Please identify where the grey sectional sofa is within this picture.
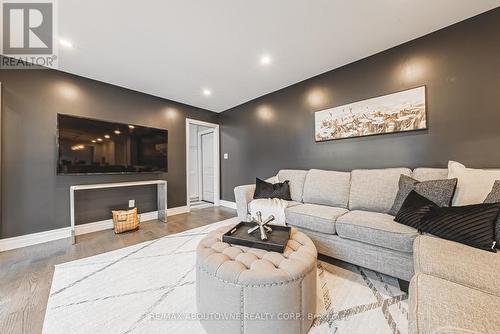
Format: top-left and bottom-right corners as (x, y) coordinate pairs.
(235, 167), (449, 281)
(235, 167), (500, 333)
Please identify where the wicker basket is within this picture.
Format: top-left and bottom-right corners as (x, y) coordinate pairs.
(112, 208), (140, 234)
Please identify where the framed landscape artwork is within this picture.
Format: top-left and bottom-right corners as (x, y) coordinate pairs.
(314, 86), (427, 142)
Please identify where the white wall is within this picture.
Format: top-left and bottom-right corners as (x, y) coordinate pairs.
(188, 124), (211, 201)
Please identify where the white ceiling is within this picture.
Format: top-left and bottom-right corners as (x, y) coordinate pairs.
(57, 0), (500, 112)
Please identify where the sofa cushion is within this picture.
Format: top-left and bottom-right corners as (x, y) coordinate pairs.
(409, 273), (500, 334)
(285, 204), (348, 235)
(411, 168), (448, 181)
(302, 169), (351, 208)
(388, 174), (457, 216)
(349, 168), (412, 213)
(265, 175), (279, 184)
(414, 235), (500, 296)
(336, 210), (418, 252)
(448, 160), (500, 205)
(277, 170), (308, 202)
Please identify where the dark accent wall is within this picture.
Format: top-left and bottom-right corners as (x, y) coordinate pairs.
(220, 8), (500, 202)
(0, 66), (218, 238)
(74, 185), (157, 225)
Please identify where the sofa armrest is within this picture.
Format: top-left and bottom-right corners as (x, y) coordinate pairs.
(234, 184), (255, 221)
(414, 235), (500, 297)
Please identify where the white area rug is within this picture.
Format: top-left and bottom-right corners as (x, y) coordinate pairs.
(43, 218), (408, 334)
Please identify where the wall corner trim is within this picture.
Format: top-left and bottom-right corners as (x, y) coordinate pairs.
(219, 200), (237, 209)
(0, 205), (190, 252)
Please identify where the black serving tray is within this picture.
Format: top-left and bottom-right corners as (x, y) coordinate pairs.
(222, 222), (291, 253)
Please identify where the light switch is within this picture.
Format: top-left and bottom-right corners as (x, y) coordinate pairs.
(224, 153), (229, 160)
(129, 199), (135, 208)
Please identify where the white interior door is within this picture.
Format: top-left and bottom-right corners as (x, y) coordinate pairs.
(186, 118), (220, 210)
(200, 130), (215, 203)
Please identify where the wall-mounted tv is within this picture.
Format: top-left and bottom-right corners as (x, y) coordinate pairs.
(57, 114), (168, 174)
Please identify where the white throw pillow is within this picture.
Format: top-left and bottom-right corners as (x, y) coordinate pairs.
(448, 161), (500, 205)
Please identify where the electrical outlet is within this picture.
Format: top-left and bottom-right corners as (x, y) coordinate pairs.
(128, 199), (135, 208)
(224, 153), (229, 160)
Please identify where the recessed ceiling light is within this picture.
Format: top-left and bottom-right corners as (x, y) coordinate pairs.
(202, 89), (212, 96)
(104, 134), (110, 139)
(260, 55), (272, 65)
(114, 130), (121, 135)
(91, 140), (96, 143)
(97, 138), (103, 142)
(59, 39), (73, 48)
(128, 125), (135, 129)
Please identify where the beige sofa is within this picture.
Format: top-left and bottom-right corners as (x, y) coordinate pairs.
(235, 167), (449, 281)
(235, 167), (500, 333)
(410, 235), (500, 334)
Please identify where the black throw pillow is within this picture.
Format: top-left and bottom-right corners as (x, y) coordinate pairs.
(253, 178), (292, 200)
(483, 180), (500, 249)
(420, 203), (500, 252)
(394, 190), (438, 229)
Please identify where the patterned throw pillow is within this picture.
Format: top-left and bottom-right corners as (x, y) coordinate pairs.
(420, 203), (499, 252)
(394, 190), (438, 229)
(388, 175), (457, 216)
(253, 178), (292, 200)
(483, 180), (500, 249)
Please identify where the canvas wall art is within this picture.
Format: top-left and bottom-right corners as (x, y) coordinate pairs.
(315, 86), (427, 141)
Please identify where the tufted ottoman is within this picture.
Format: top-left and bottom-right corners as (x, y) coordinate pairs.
(196, 225), (317, 334)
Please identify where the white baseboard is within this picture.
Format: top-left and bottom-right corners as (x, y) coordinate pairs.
(75, 219), (114, 236)
(219, 200), (237, 209)
(0, 227), (72, 252)
(0, 205), (191, 252)
(74, 207), (189, 236)
(142, 211), (159, 221)
(167, 205), (190, 216)
(74, 210), (160, 236)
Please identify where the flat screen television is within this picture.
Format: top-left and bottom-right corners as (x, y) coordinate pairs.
(57, 114), (168, 174)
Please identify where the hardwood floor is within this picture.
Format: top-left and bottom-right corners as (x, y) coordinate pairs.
(0, 206), (236, 334)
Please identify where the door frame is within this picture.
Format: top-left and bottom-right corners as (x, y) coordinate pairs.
(0, 82), (2, 229)
(185, 118), (220, 212)
(197, 128), (215, 203)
